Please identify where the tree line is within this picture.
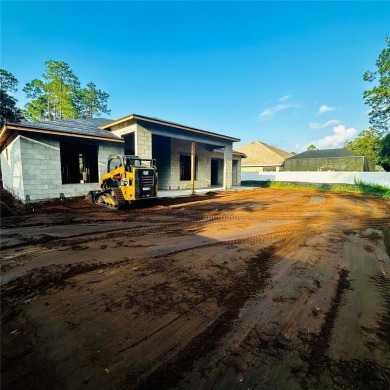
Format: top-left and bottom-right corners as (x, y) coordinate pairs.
(344, 37), (389, 171)
(0, 60), (110, 126)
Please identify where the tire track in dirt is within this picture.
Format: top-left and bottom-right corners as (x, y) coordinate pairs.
(1, 258), (137, 307)
(369, 273), (390, 349)
(134, 246), (278, 390)
(303, 268), (351, 383)
(1, 219), (314, 286)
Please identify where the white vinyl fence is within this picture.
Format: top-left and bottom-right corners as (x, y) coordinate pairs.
(241, 171), (390, 188)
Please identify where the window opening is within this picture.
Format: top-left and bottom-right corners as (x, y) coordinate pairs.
(180, 155), (198, 181)
(60, 143), (98, 184)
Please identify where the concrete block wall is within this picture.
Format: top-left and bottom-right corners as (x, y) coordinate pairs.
(216, 159), (224, 186)
(136, 124), (152, 159)
(20, 135), (63, 201)
(233, 158), (242, 185)
(168, 139), (212, 190)
(1, 136), (25, 200)
(48, 142), (123, 201)
(98, 143), (124, 178)
(3, 134), (124, 202)
(111, 123), (152, 159)
(224, 144), (233, 189)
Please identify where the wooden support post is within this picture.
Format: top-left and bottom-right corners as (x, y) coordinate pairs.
(191, 141), (195, 194)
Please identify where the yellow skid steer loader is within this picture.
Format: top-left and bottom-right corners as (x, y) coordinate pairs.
(91, 155), (158, 209)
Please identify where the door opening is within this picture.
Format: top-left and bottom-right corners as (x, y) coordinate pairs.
(211, 159), (219, 186)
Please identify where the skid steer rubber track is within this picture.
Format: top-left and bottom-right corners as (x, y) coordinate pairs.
(112, 188), (127, 210)
(94, 188), (128, 210)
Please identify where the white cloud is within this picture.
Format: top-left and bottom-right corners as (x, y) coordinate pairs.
(302, 125), (357, 151)
(316, 105), (335, 115)
(278, 95), (290, 102)
(309, 119), (341, 129)
(259, 103), (300, 120)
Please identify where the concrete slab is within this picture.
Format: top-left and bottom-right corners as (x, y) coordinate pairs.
(157, 186), (255, 198)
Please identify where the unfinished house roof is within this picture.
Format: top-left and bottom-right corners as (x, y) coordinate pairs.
(0, 118), (124, 149)
(287, 148), (363, 159)
(102, 114), (240, 142)
(235, 140), (293, 166)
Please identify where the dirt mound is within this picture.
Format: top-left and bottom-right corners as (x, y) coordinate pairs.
(0, 189), (25, 216)
(0, 188), (97, 217)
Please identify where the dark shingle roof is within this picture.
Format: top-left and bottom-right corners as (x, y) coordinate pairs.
(8, 118), (122, 141)
(288, 148), (362, 160)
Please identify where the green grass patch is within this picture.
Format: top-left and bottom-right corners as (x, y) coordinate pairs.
(354, 180), (390, 198)
(241, 180), (390, 198)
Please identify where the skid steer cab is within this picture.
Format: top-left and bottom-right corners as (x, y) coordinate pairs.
(92, 155), (158, 210)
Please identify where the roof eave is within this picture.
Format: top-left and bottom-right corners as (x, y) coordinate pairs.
(212, 149), (247, 158)
(102, 114), (240, 143)
(100, 114), (136, 129)
(0, 123), (124, 151)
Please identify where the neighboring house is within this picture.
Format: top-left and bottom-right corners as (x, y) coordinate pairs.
(0, 114), (244, 202)
(283, 148), (375, 172)
(235, 140), (293, 172)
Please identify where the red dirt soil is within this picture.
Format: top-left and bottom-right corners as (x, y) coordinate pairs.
(1, 188), (390, 389)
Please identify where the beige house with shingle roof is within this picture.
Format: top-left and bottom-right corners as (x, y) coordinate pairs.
(235, 140), (293, 172)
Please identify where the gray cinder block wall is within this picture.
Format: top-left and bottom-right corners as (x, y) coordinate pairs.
(135, 124), (153, 159)
(233, 159), (242, 185)
(168, 139), (212, 190)
(223, 144), (233, 189)
(112, 123), (152, 159)
(1, 136), (25, 200)
(1, 134), (124, 202)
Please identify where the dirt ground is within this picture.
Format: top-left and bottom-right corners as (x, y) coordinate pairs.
(1, 188), (390, 389)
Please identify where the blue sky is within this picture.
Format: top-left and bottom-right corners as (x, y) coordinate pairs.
(1, 1), (389, 152)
